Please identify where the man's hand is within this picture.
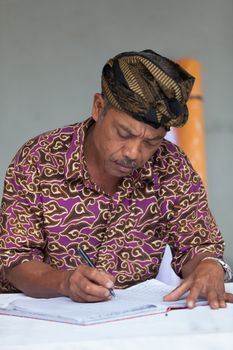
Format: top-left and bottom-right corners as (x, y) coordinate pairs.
(163, 259), (233, 309)
(5, 261), (115, 302)
(61, 265), (115, 302)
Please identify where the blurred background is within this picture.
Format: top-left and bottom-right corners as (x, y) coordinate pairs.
(0, 0), (232, 268)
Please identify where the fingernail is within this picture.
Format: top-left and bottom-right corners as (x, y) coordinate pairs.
(187, 301), (194, 308)
(106, 281), (114, 288)
(104, 290), (110, 297)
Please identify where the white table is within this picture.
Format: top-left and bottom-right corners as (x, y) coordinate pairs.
(1, 283), (233, 350)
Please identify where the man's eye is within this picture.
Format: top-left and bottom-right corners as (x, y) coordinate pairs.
(118, 131), (130, 139)
(145, 140), (160, 147)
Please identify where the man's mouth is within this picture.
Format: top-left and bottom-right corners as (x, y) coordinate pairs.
(115, 161), (136, 173)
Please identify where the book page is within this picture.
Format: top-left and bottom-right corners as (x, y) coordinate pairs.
(0, 293), (32, 308)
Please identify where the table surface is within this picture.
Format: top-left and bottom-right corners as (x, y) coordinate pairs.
(1, 283), (233, 350)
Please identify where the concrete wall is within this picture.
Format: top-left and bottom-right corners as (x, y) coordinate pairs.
(0, 0), (232, 266)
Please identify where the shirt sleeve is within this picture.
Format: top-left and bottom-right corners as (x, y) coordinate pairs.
(0, 146), (45, 270)
(165, 151), (225, 278)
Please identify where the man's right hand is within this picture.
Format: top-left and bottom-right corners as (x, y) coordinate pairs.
(5, 261), (115, 302)
(61, 265), (115, 302)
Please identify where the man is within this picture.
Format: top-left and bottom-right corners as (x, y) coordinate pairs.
(0, 50), (232, 308)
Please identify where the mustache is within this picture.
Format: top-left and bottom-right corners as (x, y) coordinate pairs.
(115, 158), (138, 169)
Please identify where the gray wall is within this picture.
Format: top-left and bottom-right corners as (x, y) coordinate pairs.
(0, 0), (233, 266)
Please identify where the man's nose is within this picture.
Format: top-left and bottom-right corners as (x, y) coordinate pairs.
(123, 140), (141, 161)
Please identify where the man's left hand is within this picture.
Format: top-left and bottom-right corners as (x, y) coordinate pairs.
(163, 259), (233, 309)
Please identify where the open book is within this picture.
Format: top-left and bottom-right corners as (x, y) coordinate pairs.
(0, 279), (207, 325)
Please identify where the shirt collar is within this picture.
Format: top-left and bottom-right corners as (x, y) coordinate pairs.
(64, 117), (94, 182)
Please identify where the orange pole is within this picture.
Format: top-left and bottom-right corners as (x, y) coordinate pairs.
(176, 59), (207, 188)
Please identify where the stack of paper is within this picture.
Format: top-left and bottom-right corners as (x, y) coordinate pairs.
(0, 279), (207, 325)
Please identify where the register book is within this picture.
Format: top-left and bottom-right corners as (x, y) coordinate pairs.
(0, 279), (207, 325)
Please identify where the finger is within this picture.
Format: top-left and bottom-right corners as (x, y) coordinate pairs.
(74, 275), (112, 299)
(69, 280), (111, 302)
(80, 265), (114, 289)
(216, 287), (226, 308)
(99, 269), (116, 284)
(72, 287), (112, 303)
(224, 292), (233, 303)
(207, 290), (220, 309)
(80, 276), (111, 297)
(163, 280), (191, 302)
(186, 284), (203, 309)
(68, 268), (113, 301)
(218, 295), (227, 308)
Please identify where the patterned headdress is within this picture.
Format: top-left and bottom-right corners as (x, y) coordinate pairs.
(101, 49), (195, 130)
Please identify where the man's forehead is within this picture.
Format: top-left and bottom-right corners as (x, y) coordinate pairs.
(110, 110), (166, 139)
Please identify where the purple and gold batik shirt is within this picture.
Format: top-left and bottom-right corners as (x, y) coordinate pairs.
(0, 118), (224, 292)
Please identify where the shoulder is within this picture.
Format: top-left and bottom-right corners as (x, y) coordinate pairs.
(11, 122), (80, 168)
(152, 139), (199, 184)
(156, 139), (187, 160)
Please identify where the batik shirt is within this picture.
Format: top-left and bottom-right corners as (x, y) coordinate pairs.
(0, 118), (224, 292)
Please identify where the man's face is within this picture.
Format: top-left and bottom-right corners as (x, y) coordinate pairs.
(91, 94), (166, 178)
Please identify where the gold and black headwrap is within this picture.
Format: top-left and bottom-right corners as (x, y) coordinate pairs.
(101, 50), (195, 130)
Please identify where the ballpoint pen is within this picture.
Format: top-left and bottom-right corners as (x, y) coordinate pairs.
(77, 245), (116, 297)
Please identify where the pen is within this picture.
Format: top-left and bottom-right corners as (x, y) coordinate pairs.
(77, 245), (116, 298)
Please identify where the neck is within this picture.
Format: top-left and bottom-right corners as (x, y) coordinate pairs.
(84, 125), (120, 195)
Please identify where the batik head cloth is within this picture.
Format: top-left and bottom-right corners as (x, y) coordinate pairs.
(101, 49), (195, 130)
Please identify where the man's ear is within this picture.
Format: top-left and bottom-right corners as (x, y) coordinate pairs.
(91, 93), (105, 122)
